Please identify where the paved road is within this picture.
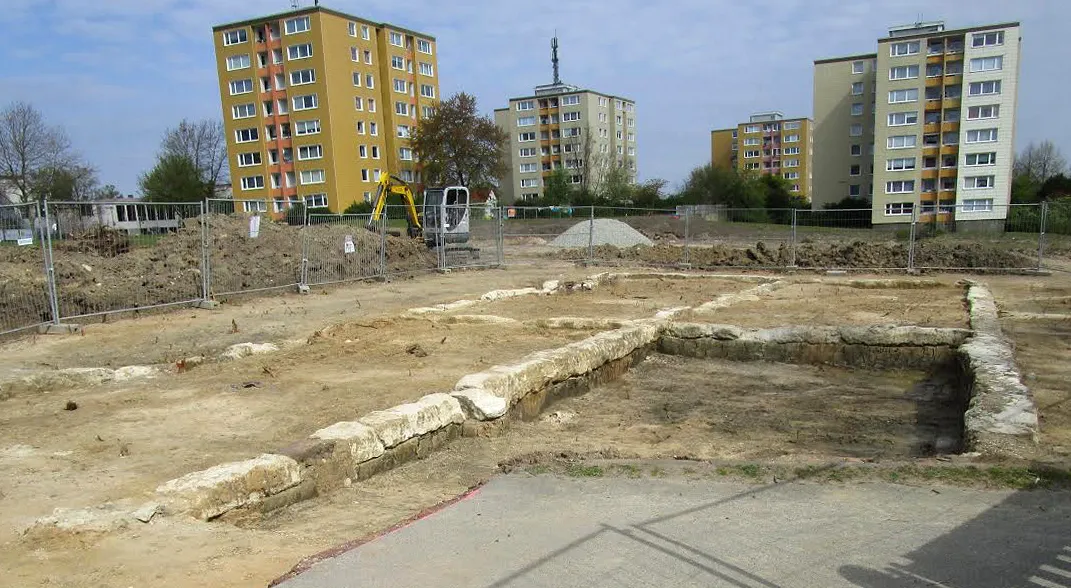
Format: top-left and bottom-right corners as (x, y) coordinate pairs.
(278, 473), (1071, 588)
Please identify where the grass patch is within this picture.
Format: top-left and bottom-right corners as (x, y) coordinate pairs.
(613, 464), (642, 478)
(564, 464), (604, 478)
(525, 465), (550, 476)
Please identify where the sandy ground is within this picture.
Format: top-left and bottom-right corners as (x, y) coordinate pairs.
(0, 265), (1067, 588)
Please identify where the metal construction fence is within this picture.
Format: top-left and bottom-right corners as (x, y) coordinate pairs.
(0, 198), (1061, 339)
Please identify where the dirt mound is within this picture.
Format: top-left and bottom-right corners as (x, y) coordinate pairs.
(0, 214), (438, 332)
(558, 239), (1037, 270)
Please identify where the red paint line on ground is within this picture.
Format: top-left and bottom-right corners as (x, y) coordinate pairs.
(268, 481), (487, 587)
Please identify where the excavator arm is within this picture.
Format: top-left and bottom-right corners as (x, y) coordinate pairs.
(367, 174), (422, 237)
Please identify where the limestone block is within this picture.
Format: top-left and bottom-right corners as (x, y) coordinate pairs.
(961, 334), (1039, 443)
(664, 323), (744, 340)
(359, 393), (465, 448)
(966, 285), (1003, 335)
(28, 503), (134, 534)
(530, 317), (632, 330)
(113, 365), (161, 381)
(481, 288), (543, 301)
(220, 342), (279, 360)
(741, 326), (840, 345)
(311, 421), (386, 463)
(541, 280), (561, 292)
(155, 454), (301, 520)
(441, 314), (520, 326)
(451, 388), (509, 420)
(838, 325), (969, 347)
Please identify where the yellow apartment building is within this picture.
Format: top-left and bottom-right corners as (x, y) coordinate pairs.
(212, 6), (440, 214)
(711, 112), (814, 201)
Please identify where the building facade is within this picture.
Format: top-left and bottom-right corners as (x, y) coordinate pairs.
(814, 21), (1021, 226)
(495, 83), (637, 203)
(212, 6), (439, 214)
(710, 112), (814, 200)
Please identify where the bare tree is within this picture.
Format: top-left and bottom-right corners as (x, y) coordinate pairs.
(1014, 141), (1068, 185)
(560, 124), (610, 196)
(0, 101), (73, 203)
(161, 119), (229, 191)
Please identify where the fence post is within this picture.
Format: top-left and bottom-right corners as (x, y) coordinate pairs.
(682, 207), (691, 266)
(789, 208), (798, 268)
(199, 200), (210, 302)
(378, 210), (387, 278)
(907, 207), (918, 272)
(587, 205), (595, 265)
(1037, 201), (1048, 272)
(497, 206), (505, 267)
(41, 200), (61, 325)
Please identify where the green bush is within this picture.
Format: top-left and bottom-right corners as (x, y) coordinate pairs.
(343, 201), (374, 215)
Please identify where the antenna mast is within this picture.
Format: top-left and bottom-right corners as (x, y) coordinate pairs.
(551, 34), (560, 85)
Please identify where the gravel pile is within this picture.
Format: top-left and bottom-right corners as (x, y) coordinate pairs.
(549, 218), (654, 248)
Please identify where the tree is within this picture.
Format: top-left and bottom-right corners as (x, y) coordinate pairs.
(30, 164), (99, 202)
(161, 119), (229, 189)
(1014, 141), (1068, 186)
(94, 184), (122, 200)
(139, 154), (211, 202)
(759, 174), (804, 223)
(1039, 174), (1071, 200)
(678, 165), (764, 209)
(630, 179), (668, 209)
(1011, 172), (1040, 204)
(542, 168), (573, 205)
(410, 93), (508, 187)
(0, 101), (74, 203)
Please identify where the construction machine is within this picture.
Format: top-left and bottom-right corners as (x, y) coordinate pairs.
(366, 174), (478, 258)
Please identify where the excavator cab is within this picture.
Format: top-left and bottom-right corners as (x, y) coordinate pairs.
(422, 186), (471, 247)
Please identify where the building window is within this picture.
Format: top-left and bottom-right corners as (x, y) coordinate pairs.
(784, 134), (800, 143)
(305, 194), (328, 208)
(964, 175), (996, 189)
(969, 56), (1004, 73)
(290, 68), (315, 85)
(520, 178), (539, 188)
(968, 80), (1002, 96)
(784, 172), (800, 180)
(784, 159), (800, 168)
(397, 124), (411, 138)
(887, 111), (918, 126)
(394, 102), (409, 116)
(517, 116), (536, 127)
(361, 169), (369, 182)
(226, 54), (250, 71)
(966, 128), (998, 143)
(389, 32), (404, 47)
(295, 120), (320, 136)
(849, 184), (861, 197)
(420, 84), (435, 98)
(850, 144), (862, 156)
(972, 31), (1004, 48)
(419, 62), (434, 76)
(516, 101), (534, 111)
(242, 200), (267, 213)
(849, 124), (863, 137)
(886, 157), (917, 171)
(359, 145), (367, 158)
(885, 202), (913, 216)
(370, 122), (378, 135)
(300, 169), (326, 185)
(287, 43), (313, 60)
(744, 124), (760, 133)
(888, 88), (919, 104)
(237, 152), (261, 167)
(366, 74), (374, 89)
(223, 29), (248, 46)
(364, 50), (372, 64)
(235, 128), (259, 143)
(851, 82), (864, 96)
(890, 41), (921, 56)
(965, 152), (997, 166)
(742, 138), (760, 146)
(519, 147), (538, 157)
(852, 60), (865, 74)
(887, 135), (917, 149)
(228, 79), (253, 95)
(889, 65), (920, 80)
(284, 16), (310, 35)
(392, 78), (407, 93)
(561, 95), (580, 106)
(518, 132), (536, 142)
(849, 164), (861, 176)
(240, 176), (264, 190)
(271, 48), (283, 64)
(361, 25), (371, 40)
(390, 55), (404, 70)
(885, 180), (915, 194)
(967, 105), (1000, 120)
(519, 163), (538, 173)
(851, 103), (864, 116)
(743, 150), (760, 158)
(963, 198), (994, 212)
(399, 147), (413, 161)
(292, 94), (318, 111)
(297, 145), (323, 160)
(231, 103), (256, 119)
(348, 22), (357, 37)
(371, 146), (379, 159)
(350, 47), (359, 62)
(561, 111), (580, 122)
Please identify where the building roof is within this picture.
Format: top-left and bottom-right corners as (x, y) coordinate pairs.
(506, 88), (635, 104)
(877, 21), (1019, 43)
(813, 52), (878, 65)
(212, 5), (435, 41)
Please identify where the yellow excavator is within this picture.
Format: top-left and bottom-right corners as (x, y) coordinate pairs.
(366, 173), (475, 250)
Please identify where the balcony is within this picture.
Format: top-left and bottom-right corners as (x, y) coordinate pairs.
(921, 169), (939, 180)
(924, 123), (941, 134)
(940, 144), (959, 157)
(941, 121), (960, 134)
(942, 97), (961, 109)
(943, 74), (963, 86)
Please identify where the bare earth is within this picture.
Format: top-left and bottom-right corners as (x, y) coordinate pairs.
(0, 265), (1068, 588)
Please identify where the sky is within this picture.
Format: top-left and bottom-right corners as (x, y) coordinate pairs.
(1, 0), (1066, 195)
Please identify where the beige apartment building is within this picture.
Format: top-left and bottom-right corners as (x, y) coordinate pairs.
(212, 6), (439, 214)
(814, 21), (1021, 226)
(711, 112), (814, 200)
(495, 83), (637, 203)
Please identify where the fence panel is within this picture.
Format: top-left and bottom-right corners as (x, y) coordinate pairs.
(46, 201), (204, 320)
(0, 202), (53, 336)
(304, 213), (383, 286)
(912, 203), (1043, 271)
(678, 207), (795, 269)
(205, 198), (301, 297)
(792, 207), (910, 270)
(501, 205), (593, 266)
(378, 204), (440, 276)
(437, 203), (501, 270)
(587, 206), (686, 268)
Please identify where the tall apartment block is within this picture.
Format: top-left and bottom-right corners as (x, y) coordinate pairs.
(814, 21), (1021, 227)
(494, 38), (636, 203)
(711, 112), (814, 200)
(212, 6), (439, 214)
